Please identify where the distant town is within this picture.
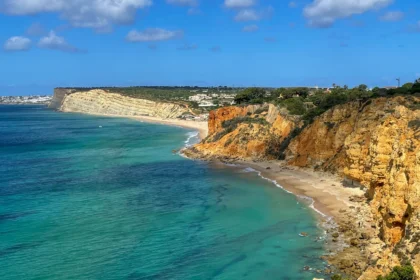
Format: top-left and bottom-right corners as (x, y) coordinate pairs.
(0, 95), (52, 105)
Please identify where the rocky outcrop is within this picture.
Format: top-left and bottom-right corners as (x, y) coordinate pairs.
(285, 96), (420, 278)
(53, 89), (188, 119)
(188, 96), (420, 278)
(185, 104), (302, 160)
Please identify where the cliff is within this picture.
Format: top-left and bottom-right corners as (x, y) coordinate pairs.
(184, 104), (302, 160)
(186, 96), (420, 278)
(286, 96), (420, 278)
(50, 89), (188, 119)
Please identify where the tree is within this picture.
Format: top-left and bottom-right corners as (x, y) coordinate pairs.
(412, 79), (420, 94)
(234, 87), (266, 104)
(402, 83), (413, 90)
(358, 84), (368, 91)
(376, 264), (416, 280)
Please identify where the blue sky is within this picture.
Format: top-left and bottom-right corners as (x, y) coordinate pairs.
(0, 0), (420, 95)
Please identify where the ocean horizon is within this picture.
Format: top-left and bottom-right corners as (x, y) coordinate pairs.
(1, 105), (327, 279)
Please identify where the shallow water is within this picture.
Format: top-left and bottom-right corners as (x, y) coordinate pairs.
(0, 105), (326, 280)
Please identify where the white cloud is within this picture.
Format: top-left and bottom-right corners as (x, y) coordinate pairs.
(380, 11), (404, 22)
(234, 6), (272, 22)
(289, 2), (297, 8)
(167, 0), (197, 6)
(3, 36), (31, 51)
(304, 0), (393, 28)
(38, 31), (80, 52)
(224, 0), (256, 9)
(235, 9), (259, 21)
(242, 24), (259, 32)
(1, 0), (152, 30)
(126, 28), (183, 42)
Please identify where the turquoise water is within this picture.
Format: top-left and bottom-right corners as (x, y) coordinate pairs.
(0, 105), (326, 280)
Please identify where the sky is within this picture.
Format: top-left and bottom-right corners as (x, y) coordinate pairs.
(0, 0), (420, 95)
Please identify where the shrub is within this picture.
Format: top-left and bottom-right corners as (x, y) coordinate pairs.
(278, 98), (306, 115)
(234, 88), (266, 104)
(376, 264), (416, 280)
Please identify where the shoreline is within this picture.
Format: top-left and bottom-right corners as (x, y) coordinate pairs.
(128, 115), (208, 140)
(58, 110), (209, 139)
(239, 160), (365, 221)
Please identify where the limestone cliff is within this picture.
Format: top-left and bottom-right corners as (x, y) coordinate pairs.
(51, 89), (188, 119)
(187, 96), (420, 278)
(286, 96), (420, 278)
(185, 104), (302, 160)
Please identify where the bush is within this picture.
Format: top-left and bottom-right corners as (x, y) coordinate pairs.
(234, 88), (266, 104)
(376, 264), (416, 280)
(278, 98), (306, 115)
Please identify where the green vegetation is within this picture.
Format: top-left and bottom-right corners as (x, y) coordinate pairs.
(234, 87), (266, 104)
(376, 264), (416, 280)
(233, 79), (420, 124)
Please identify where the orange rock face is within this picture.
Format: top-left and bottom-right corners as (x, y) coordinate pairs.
(208, 105), (260, 135)
(286, 96), (420, 277)
(188, 97), (420, 277)
(192, 104), (302, 160)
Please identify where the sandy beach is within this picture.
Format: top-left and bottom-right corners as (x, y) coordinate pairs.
(238, 160), (365, 222)
(129, 115), (208, 140)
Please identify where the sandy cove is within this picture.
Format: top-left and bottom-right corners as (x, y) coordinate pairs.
(128, 115), (208, 139)
(240, 160), (365, 220)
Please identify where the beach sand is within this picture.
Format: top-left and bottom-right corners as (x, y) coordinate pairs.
(234, 160), (365, 223)
(129, 115), (208, 140)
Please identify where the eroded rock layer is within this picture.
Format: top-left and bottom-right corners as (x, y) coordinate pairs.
(187, 96), (420, 278)
(185, 104), (302, 160)
(56, 89), (188, 119)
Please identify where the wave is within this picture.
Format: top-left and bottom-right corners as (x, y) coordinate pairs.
(184, 131), (199, 147)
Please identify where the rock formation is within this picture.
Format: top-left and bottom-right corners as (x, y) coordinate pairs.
(50, 89), (188, 119)
(187, 96), (420, 278)
(184, 104), (302, 160)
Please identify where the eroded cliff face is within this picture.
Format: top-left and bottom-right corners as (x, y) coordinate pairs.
(285, 96), (420, 278)
(185, 104), (302, 160)
(188, 96), (420, 278)
(56, 89), (188, 119)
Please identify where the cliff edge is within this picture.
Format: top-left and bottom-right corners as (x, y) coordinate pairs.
(49, 88), (188, 119)
(185, 96), (420, 278)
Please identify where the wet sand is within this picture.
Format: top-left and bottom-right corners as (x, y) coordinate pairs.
(234, 160), (365, 223)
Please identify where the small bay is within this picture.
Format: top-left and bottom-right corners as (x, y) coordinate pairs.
(0, 105), (326, 280)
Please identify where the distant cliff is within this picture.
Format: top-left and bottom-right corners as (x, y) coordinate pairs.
(50, 88), (188, 118)
(185, 96), (420, 278)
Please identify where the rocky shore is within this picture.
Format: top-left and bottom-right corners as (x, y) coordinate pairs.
(184, 95), (420, 279)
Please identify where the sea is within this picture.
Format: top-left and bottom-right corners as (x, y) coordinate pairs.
(0, 105), (327, 280)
